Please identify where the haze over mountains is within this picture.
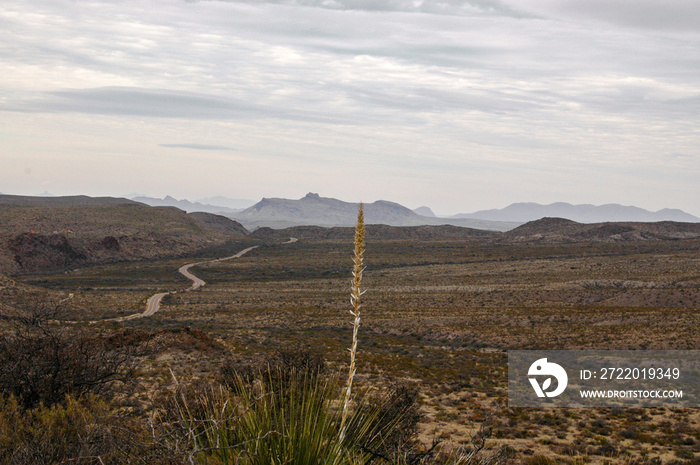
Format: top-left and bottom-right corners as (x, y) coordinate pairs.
(455, 202), (699, 224)
(229, 193), (518, 231)
(131, 195), (255, 214)
(129, 194), (699, 230)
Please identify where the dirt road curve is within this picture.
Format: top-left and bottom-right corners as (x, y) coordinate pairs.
(110, 244), (276, 322)
(178, 246), (261, 292)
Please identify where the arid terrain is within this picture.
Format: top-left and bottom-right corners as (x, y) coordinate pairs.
(2, 208), (699, 463)
(0, 195), (250, 275)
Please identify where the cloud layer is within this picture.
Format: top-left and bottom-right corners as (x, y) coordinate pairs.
(1, 0), (698, 214)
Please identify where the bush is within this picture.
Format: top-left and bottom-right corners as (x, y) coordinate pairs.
(364, 381), (423, 460)
(0, 393), (191, 465)
(219, 346), (326, 388)
(0, 303), (136, 409)
(523, 456), (556, 465)
(0, 394), (117, 464)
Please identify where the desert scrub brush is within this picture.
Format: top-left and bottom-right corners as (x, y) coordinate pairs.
(340, 203), (365, 439)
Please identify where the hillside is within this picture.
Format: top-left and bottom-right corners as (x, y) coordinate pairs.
(188, 212), (250, 236)
(502, 217), (700, 243)
(252, 224), (499, 241)
(252, 218), (700, 244)
(231, 193), (518, 231)
(0, 194), (140, 207)
(455, 202), (700, 223)
(0, 195), (250, 274)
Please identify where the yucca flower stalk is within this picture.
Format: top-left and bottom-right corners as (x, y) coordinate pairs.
(340, 203), (365, 439)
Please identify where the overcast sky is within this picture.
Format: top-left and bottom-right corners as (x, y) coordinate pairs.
(1, 0), (699, 215)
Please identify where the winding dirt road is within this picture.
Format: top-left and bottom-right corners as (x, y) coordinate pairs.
(111, 245), (266, 322)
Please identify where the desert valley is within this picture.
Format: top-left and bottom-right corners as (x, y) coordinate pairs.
(0, 193), (698, 464)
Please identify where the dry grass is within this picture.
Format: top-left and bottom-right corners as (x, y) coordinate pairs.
(5, 236), (700, 463)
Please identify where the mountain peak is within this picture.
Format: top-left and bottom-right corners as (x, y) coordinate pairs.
(413, 206), (436, 217)
(303, 192), (321, 200)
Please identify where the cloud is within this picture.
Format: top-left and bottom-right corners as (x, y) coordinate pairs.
(159, 143), (236, 150)
(200, 0), (529, 17)
(509, 0), (700, 32)
(2, 1), (698, 133)
(4, 86), (365, 124)
(34, 87), (257, 119)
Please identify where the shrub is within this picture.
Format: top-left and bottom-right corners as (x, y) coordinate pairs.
(0, 304), (136, 409)
(523, 456), (556, 465)
(0, 394), (117, 464)
(0, 393), (190, 465)
(219, 346), (326, 389)
(364, 381), (422, 459)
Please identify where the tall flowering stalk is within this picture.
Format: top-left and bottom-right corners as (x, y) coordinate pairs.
(340, 203), (365, 439)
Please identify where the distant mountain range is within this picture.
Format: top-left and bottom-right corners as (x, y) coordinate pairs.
(228, 193), (518, 231)
(196, 196), (257, 210)
(129, 195), (699, 231)
(131, 195), (255, 214)
(454, 202), (699, 224)
(2, 194), (699, 276)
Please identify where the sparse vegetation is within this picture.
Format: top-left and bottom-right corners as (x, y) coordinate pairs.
(1, 207), (699, 463)
(0, 300), (137, 410)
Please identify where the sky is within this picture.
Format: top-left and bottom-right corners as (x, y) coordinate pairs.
(1, 0), (699, 216)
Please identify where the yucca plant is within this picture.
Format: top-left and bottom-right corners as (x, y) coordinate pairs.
(232, 369), (391, 465)
(168, 369), (401, 465)
(341, 202), (365, 439)
(166, 382), (242, 464)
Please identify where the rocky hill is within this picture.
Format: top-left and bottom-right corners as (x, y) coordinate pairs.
(502, 218), (700, 243)
(455, 202), (700, 223)
(0, 195), (250, 274)
(188, 212), (250, 236)
(231, 193), (517, 231)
